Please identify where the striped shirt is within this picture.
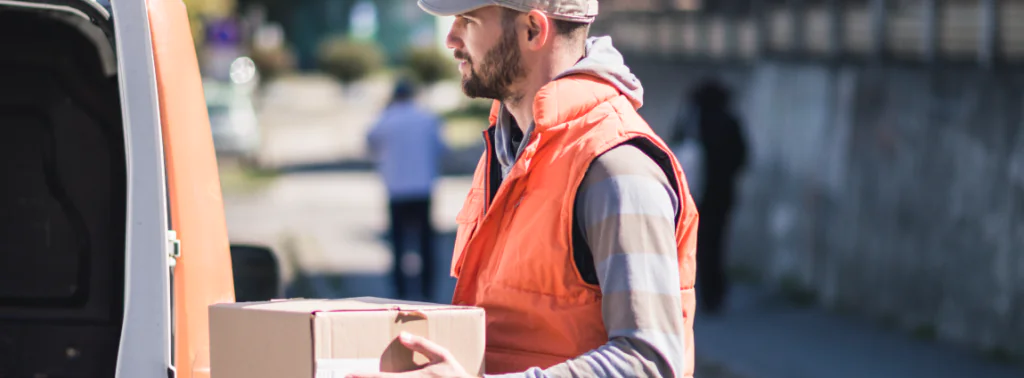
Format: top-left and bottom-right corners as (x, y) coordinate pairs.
(489, 140), (686, 378)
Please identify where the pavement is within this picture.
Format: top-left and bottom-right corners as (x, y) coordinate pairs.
(219, 73), (1024, 378)
(697, 285), (1024, 378)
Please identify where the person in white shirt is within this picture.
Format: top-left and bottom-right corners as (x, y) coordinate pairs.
(366, 78), (448, 301)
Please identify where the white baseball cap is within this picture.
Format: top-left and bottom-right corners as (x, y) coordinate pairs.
(418, 0), (599, 23)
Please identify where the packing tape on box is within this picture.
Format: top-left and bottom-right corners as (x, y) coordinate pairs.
(392, 309), (430, 339)
(315, 358), (380, 378)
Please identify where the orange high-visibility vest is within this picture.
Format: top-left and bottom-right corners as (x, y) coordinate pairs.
(450, 75), (699, 377)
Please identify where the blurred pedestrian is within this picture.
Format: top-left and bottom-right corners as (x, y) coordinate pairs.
(366, 78), (447, 301)
(674, 78), (749, 314)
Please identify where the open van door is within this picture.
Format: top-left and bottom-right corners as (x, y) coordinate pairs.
(1, 1), (244, 376)
(112, 0), (238, 375)
(0, 0), (172, 377)
(109, 0), (176, 376)
(146, 0), (237, 377)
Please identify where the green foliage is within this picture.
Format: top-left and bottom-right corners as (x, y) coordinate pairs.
(727, 264), (762, 284)
(316, 36), (385, 84)
(250, 45), (297, 82)
(911, 323), (937, 341)
(441, 99), (493, 121)
(779, 274), (817, 307)
(984, 346), (1019, 364)
(402, 46), (457, 85)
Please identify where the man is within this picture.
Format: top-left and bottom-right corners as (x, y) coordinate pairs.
(351, 1), (699, 377)
(675, 79), (748, 314)
(367, 78), (447, 301)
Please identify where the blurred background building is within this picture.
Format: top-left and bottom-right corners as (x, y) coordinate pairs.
(592, 0), (1024, 361)
(189, 0), (1024, 376)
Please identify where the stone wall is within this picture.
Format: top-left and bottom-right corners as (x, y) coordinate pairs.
(629, 58), (1024, 356)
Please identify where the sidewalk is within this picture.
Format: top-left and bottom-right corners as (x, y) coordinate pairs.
(695, 285), (1024, 378)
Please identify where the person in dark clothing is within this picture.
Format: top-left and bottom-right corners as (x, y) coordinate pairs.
(674, 78), (748, 314)
(386, 198), (436, 300)
(367, 78), (447, 301)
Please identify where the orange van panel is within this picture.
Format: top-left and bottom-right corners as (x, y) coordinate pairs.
(148, 0), (236, 377)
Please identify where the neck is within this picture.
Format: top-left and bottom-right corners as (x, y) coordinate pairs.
(504, 45), (584, 131)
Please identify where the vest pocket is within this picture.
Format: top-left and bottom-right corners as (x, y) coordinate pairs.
(452, 189), (485, 277)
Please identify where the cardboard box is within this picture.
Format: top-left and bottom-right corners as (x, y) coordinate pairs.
(209, 297), (486, 378)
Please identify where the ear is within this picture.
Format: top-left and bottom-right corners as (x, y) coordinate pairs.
(522, 9), (552, 51)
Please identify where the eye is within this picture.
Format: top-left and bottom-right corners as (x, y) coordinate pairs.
(460, 14), (484, 26)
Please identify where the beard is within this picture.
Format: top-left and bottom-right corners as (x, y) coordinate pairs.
(456, 30), (527, 102)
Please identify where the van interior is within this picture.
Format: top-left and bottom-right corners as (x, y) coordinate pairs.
(0, 2), (125, 377)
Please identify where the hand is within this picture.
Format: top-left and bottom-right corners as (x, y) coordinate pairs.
(345, 332), (475, 378)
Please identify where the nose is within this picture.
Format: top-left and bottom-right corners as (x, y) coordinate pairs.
(445, 20), (462, 51)
(445, 32), (459, 51)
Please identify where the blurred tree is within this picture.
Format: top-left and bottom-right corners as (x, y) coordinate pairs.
(403, 46), (457, 85)
(317, 36), (385, 84)
(227, 0), (448, 70)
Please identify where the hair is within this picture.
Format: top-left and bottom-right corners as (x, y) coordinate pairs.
(502, 8), (590, 45)
(552, 19), (590, 41)
(389, 77), (417, 105)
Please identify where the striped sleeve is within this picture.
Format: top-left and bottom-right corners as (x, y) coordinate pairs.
(487, 145), (686, 378)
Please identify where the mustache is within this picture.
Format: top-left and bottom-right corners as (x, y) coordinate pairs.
(454, 50), (471, 63)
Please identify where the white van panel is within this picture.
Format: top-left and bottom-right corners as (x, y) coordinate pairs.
(110, 0), (174, 376)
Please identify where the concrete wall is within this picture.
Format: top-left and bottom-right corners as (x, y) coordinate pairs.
(630, 58), (1024, 356)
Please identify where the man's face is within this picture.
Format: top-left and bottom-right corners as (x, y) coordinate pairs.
(446, 6), (527, 101)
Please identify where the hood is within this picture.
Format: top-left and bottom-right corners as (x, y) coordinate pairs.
(554, 35), (644, 109)
(492, 36), (643, 178)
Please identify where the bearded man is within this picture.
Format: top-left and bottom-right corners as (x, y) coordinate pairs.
(350, 1), (699, 377)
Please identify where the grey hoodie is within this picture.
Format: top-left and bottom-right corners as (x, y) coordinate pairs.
(494, 36), (644, 178)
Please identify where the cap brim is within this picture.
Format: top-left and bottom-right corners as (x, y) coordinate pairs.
(417, 0), (494, 17)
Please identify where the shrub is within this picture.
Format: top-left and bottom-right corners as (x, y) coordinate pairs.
(249, 45), (296, 82)
(316, 36), (385, 84)
(442, 99), (493, 121)
(403, 46), (457, 85)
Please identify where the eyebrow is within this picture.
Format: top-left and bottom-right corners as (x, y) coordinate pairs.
(460, 8), (486, 21)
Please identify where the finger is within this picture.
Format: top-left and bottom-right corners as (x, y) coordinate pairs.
(398, 332), (452, 363)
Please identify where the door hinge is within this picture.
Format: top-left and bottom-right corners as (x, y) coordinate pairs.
(167, 230), (181, 267)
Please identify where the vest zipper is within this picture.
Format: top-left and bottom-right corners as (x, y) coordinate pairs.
(454, 128), (498, 305)
(483, 128), (501, 214)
